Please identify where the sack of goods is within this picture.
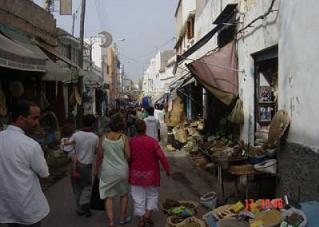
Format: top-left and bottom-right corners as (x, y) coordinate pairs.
(254, 159), (277, 175)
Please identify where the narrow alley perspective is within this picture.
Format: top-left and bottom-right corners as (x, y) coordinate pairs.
(40, 126), (222, 227)
(1, 0), (319, 227)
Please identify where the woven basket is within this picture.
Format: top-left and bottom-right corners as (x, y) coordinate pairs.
(161, 200), (199, 215)
(229, 164), (255, 175)
(178, 200), (200, 210)
(166, 216), (188, 227)
(166, 217), (206, 227)
(250, 209), (283, 227)
(212, 204), (235, 220)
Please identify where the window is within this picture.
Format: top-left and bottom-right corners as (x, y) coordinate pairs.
(215, 4), (238, 48)
(217, 14), (236, 48)
(252, 45), (278, 145)
(187, 16), (195, 39)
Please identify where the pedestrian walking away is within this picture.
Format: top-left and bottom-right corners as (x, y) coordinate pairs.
(94, 113), (131, 227)
(64, 114), (99, 217)
(144, 107), (161, 141)
(129, 119), (170, 227)
(0, 100), (50, 227)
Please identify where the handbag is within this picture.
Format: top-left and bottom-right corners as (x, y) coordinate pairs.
(90, 176), (105, 210)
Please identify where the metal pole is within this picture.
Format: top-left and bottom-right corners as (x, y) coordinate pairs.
(79, 0), (86, 69)
(78, 0), (86, 126)
(72, 13), (76, 36)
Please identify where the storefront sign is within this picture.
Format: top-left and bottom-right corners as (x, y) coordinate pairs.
(60, 0), (72, 15)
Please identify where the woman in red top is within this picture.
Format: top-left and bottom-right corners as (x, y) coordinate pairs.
(129, 119), (170, 227)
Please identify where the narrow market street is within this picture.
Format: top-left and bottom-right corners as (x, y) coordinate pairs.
(2, 0), (319, 226)
(41, 150), (219, 227)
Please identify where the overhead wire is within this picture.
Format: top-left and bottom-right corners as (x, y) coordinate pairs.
(177, 0), (278, 74)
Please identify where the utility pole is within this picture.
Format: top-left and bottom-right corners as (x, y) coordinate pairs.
(78, 0), (86, 126)
(79, 0), (86, 69)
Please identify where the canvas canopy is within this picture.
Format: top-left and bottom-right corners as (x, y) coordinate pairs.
(187, 42), (238, 105)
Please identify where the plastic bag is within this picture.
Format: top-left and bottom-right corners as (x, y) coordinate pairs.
(90, 177), (105, 210)
(228, 98), (244, 125)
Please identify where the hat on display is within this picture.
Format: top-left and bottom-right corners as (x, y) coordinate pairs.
(10, 80), (24, 98)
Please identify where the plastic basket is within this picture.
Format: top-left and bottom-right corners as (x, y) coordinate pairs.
(200, 191), (217, 209)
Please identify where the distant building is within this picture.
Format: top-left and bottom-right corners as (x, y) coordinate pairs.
(105, 44), (120, 107)
(142, 50), (175, 97)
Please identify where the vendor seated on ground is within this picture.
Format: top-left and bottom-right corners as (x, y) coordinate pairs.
(40, 106), (59, 149)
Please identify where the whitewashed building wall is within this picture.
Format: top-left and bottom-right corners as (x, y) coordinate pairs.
(236, 0), (279, 143)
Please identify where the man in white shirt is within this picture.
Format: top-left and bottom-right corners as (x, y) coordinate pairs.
(144, 107), (161, 141)
(65, 114), (98, 217)
(0, 100), (49, 227)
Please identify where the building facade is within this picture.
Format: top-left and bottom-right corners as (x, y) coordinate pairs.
(142, 50), (175, 97)
(172, 0), (319, 201)
(105, 45), (120, 108)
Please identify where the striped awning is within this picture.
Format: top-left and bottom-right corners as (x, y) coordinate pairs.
(0, 33), (47, 72)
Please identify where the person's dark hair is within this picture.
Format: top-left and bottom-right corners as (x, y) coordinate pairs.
(146, 107), (154, 116)
(61, 118), (75, 137)
(83, 114), (96, 128)
(109, 113), (125, 132)
(135, 119), (146, 134)
(11, 100), (38, 122)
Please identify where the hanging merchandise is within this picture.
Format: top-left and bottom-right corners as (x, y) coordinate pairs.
(69, 87), (76, 106)
(82, 90), (93, 103)
(173, 126), (187, 144)
(267, 110), (290, 148)
(39, 91), (50, 111)
(168, 96), (173, 112)
(142, 96), (152, 109)
(0, 82), (7, 116)
(227, 98), (244, 124)
(74, 87), (82, 105)
(69, 87), (82, 106)
(9, 80), (24, 98)
(167, 96), (184, 127)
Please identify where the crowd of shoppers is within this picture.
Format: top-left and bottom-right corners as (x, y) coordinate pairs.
(0, 102), (170, 227)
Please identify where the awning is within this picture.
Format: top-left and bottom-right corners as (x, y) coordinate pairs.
(153, 92), (167, 104)
(168, 73), (191, 91)
(34, 40), (80, 69)
(187, 42), (238, 105)
(43, 60), (72, 81)
(82, 70), (103, 87)
(181, 77), (196, 88)
(0, 33), (47, 72)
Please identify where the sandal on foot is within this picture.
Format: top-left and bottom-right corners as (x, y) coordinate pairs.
(119, 216), (132, 225)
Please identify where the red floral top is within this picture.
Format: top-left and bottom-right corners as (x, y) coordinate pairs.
(129, 135), (170, 187)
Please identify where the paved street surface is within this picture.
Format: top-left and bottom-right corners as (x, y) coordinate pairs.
(39, 150), (220, 227)
(0, 126), (226, 227)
